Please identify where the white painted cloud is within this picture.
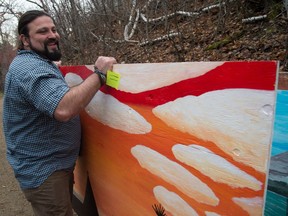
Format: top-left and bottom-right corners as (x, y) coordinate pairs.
(113, 62), (224, 93)
(131, 145), (219, 206)
(172, 144), (262, 191)
(232, 197), (263, 216)
(153, 88), (275, 172)
(153, 186), (199, 216)
(65, 73), (152, 134)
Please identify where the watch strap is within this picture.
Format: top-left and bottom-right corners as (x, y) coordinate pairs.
(94, 69), (106, 86)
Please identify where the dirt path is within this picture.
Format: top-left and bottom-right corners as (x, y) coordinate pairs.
(0, 96), (33, 216)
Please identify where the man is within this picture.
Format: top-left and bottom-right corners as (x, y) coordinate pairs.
(2, 10), (116, 216)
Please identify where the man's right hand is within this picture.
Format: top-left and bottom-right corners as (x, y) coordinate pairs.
(94, 56), (117, 74)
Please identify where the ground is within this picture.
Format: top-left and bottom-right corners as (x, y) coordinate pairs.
(0, 96), (33, 216)
(90, 1), (288, 72)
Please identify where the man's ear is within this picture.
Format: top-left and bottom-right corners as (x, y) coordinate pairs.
(19, 34), (29, 47)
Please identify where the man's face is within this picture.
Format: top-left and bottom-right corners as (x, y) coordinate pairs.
(23, 15), (61, 61)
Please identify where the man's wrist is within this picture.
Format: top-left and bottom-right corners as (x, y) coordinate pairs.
(94, 68), (106, 86)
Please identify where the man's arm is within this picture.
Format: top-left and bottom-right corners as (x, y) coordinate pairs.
(54, 56), (116, 122)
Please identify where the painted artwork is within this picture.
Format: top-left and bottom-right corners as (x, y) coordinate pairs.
(264, 73), (288, 216)
(60, 61), (278, 216)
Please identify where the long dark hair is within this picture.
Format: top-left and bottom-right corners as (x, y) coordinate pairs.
(17, 10), (53, 50)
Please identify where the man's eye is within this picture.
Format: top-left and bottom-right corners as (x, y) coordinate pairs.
(38, 30), (48, 34)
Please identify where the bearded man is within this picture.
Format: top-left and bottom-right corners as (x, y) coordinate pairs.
(2, 10), (116, 216)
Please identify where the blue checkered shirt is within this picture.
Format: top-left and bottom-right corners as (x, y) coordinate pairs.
(2, 50), (81, 189)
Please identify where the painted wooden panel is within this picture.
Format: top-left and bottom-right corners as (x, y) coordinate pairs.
(264, 72), (288, 216)
(60, 61), (278, 216)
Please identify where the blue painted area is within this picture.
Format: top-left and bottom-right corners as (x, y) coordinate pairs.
(264, 191), (287, 216)
(271, 90), (288, 156)
(265, 90), (288, 216)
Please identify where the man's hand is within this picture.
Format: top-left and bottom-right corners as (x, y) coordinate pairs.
(94, 56), (117, 74)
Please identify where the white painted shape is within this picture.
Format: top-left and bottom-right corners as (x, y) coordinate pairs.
(153, 88), (274, 172)
(131, 145), (219, 206)
(64, 73), (152, 134)
(232, 196), (263, 216)
(86, 91), (152, 134)
(113, 62), (224, 93)
(153, 186), (199, 216)
(205, 211), (221, 216)
(172, 144), (262, 191)
(65, 73), (83, 87)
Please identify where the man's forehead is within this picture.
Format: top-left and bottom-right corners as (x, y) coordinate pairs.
(28, 16), (55, 30)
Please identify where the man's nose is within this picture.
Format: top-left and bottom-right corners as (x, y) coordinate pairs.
(47, 30), (57, 38)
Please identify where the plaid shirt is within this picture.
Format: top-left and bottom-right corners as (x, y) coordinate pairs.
(2, 50), (81, 189)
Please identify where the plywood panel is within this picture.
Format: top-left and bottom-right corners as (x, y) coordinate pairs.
(60, 61), (278, 216)
(278, 72), (288, 90)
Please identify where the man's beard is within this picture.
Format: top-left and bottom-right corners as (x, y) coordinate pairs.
(29, 38), (62, 61)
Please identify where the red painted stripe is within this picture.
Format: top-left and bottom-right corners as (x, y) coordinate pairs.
(60, 61), (277, 106)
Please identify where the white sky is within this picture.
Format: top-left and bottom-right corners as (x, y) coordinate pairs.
(7, 0), (40, 10)
(1, 0), (40, 41)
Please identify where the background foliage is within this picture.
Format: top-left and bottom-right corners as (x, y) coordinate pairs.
(0, 0), (288, 92)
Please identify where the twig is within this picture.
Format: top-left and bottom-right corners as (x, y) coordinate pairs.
(242, 15), (267, 23)
(140, 32), (180, 46)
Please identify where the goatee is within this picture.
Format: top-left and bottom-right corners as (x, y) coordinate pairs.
(30, 38), (62, 61)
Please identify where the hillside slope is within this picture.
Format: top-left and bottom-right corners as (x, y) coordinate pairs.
(102, 1), (288, 72)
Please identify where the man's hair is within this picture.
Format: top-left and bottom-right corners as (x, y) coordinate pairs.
(17, 10), (53, 50)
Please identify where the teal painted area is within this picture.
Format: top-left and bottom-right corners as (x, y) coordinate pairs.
(264, 191), (287, 216)
(271, 90), (288, 156)
(265, 90), (288, 215)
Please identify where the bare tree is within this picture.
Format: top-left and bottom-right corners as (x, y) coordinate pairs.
(0, 0), (287, 69)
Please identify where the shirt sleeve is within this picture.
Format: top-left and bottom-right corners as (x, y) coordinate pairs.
(20, 65), (70, 118)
